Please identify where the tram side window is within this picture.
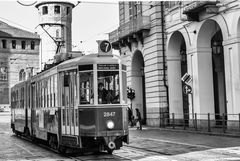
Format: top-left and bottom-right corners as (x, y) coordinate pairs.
(122, 71), (127, 104)
(97, 71), (120, 104)
(79, 71), (93, 104)
(11, 91), (16, 109)
(20, 87), (24, 109)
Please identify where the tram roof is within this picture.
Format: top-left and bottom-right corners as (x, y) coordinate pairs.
(57, 54), (121, 70)
(11, 79), (30, 90)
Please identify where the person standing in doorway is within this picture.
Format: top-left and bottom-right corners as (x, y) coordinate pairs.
(135, 108), (142, 130)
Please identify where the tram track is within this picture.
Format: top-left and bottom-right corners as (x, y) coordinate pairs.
(12, 133), (129, 161)
(11, 133), (158, 161)
(11, 133), (172, 161)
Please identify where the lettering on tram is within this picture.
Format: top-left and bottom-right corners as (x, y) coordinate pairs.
(104, 112), (116, 117)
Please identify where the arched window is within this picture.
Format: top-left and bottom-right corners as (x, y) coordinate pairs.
(66, 7), (70, 15)
(19, 69), (26, 81)
(31, 41), (35, 50)
(21, 41), (26, 49)
(2, 39), (6, 49)
(12, 40), (16, 49)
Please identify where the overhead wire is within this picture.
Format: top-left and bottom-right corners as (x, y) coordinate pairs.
(17, 1), (37, 6)
(0, 1), (159, 45)
(78, 2), (161, 44)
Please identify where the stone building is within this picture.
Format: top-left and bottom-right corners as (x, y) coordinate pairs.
(110, 1), (240, 129)
(0, 20), (40, 109)
(109, 2), (167, 126)
(165, 0), (240, 127)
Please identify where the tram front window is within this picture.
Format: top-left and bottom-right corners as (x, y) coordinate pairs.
(97, 71), (119, 104)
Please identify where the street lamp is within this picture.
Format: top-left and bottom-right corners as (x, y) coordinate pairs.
(180, 50), (187, 62)
(212, 41), (222, 55)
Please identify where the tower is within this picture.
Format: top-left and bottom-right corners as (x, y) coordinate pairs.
(35, 1), (75, 68)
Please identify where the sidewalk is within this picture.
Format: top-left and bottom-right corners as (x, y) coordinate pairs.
(129, 125), (240, 148)
(128, 126), (240, 160)
(130, 125), (240, 138)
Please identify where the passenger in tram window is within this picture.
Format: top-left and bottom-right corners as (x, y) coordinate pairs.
(98, 82), (114, 104)
(98, 82), (107, 104)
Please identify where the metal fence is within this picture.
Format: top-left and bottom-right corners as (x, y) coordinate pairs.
(147, 112), (240, 135)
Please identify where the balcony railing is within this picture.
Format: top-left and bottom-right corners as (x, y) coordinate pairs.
(109, 16), (151, 43)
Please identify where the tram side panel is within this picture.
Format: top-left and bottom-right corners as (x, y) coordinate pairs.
(11, 83), (27, 134)
(31, 76), (59, 142)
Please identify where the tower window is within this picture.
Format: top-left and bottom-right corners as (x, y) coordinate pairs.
(42, 6), (48, 15)
(66, 7), (70, 15)
(56, 29), (59, 38)
(21, 41), (26, 49)
(2, 40), (6, 49)
(31, 41), (35, 50)
(12, 40), (16, 49)
(54, 5), (60, 14)
(0, 66), (7, 81)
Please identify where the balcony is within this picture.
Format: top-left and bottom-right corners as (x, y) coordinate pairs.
(109, 15), (151, 50)
(182, 1), (219, 21)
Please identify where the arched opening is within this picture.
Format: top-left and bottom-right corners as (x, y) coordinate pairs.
(180, 41), (189, 123)
(211, 30), (227, 123)
(197, 19), (227, 121)
(131, 50), (146, 124)
(19, 69), (25, 81)
(167, 31), (188, 121)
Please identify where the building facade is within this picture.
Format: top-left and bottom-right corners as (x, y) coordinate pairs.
(110, 1), (240, 128)
(0, 20), (40, 109)
(166, 0), (240, 127)
(35, 1), (75, 69)
(109, 2), (167, 126)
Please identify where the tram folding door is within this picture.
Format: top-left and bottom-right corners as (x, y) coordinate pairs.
(31, 83), (37, 136)
(60, 71), (79, 136)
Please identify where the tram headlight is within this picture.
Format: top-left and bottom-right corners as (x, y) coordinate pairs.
(106, 120), (115, 129)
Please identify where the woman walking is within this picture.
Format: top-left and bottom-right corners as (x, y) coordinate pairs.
(135, 108), (142, 130)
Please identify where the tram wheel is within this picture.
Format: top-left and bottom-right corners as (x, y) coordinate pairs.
(58, 146), (67, 154)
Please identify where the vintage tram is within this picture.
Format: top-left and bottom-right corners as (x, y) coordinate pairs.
(10, 51), (128, 154)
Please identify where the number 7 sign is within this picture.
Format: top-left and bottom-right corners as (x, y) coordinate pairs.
(99, 40), (112, 53)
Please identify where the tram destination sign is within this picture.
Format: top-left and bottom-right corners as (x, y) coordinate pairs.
(97, 64), (119, 70)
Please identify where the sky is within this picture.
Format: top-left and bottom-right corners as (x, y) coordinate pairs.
(0, 1), (119, 54)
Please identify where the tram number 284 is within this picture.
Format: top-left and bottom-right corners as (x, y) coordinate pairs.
(104, 112), (116, 117)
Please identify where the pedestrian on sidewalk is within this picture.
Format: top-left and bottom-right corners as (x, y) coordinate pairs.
(135, 108), (142, 130)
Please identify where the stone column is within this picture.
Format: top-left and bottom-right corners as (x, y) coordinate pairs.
(223, 38), (240, 120)
(190, 47), (215, 120)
